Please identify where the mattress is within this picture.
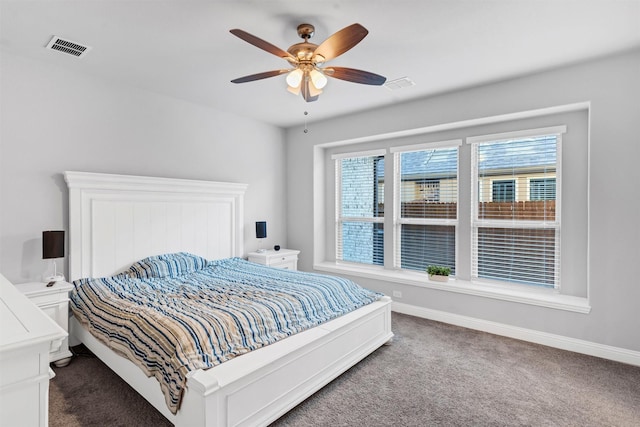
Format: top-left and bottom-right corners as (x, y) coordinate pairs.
(70, 255), (382, 413)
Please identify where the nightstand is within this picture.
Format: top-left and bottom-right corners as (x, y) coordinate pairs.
(15, 281), (74, 367)
(248, 249), (300, 270)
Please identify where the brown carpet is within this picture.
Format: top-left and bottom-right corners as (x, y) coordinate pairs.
(49, 313), (640, 426)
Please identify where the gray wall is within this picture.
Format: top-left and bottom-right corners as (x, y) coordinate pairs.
(2, 45), (638, 353)
(0, 53), (288, 284)
(285, 49), (640, 352)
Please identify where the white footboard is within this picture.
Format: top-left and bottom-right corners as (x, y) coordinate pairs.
(71, 296), (393, 427)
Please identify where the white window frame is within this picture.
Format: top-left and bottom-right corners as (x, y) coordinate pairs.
(417, 179), (440, 202)
(314, 103), (590, 314)
(467, 126), (565, 289)
(332, 149), (386, 266)
(491, 179), (516, 202)
(391, 140), (461, 273)
(529, 177), (557, 201)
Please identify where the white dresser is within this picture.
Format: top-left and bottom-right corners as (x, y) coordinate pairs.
(248, 249), (300, 270)
(0, 273), (67, 427)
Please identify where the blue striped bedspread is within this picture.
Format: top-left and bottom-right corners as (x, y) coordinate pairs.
(70, 257), (382, 414)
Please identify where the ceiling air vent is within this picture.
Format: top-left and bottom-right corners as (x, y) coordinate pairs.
(384, 77), (415, 91)
(46, 36), (91, 58)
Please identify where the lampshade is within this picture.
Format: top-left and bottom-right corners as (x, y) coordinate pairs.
(309, 69), (327, 89)
(307, 81), (323, 97)
(255, 221), (267, 239)
(287, 68), (327, 98)
(287, 84), (301, 95)
(286, 69), (303, 88)
(43, 230), (65, 259)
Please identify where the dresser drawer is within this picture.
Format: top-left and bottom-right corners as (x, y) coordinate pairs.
(0, 349), (42, 385)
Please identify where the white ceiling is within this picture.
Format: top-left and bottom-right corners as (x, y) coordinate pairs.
(2, 1), (639, 128)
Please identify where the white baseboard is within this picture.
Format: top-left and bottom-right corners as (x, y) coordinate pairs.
(392, 301), (640, 367)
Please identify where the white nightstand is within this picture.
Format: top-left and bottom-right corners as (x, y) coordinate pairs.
(248, 249), (300, 270)
(15, 281), (74, 367)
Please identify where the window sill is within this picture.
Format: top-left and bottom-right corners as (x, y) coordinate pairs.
(313, 261), (591, 314)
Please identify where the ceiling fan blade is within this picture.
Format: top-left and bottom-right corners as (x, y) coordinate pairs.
(231, 69), (290, 84)
(313, 23), (368, 62)
(323, 67), (386, 85)
(230, 29), (295, 61)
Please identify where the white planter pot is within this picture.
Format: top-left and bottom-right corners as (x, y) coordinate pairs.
(429, 274), (449, 283)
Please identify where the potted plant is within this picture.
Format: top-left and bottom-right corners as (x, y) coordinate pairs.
(427, 265), (451, 282)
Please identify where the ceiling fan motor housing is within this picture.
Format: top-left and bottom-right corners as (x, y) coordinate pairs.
(287, 42), (318, 62)
(289, 24), (318, 62)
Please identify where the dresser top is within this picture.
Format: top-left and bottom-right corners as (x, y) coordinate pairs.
(0, 274), (66, 352)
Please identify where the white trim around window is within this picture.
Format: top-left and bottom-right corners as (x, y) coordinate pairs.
(466, 125), (567, 145)
(314, 261), (591, 313)
(393, 141), (460, 274)
(468, 126), (565, 289)
(331, 148), (386, 160)
(390, 138), (463, 153)
(314, 103), (590, 314)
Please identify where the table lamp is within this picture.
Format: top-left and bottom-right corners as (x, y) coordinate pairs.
(256, 221), (267, 253)
(43, 230), (65, 282)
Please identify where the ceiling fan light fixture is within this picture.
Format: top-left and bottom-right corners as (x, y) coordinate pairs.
(307, 80), (323, 97)
(286, 69), (303, 88)
(310, 69), (328, 89)
(287, 84), (301, 95)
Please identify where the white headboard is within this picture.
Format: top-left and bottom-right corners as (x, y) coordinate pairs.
(65, 171), (248, 280)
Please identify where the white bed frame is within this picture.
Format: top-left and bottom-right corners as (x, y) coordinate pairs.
(64, 171), (393, 427)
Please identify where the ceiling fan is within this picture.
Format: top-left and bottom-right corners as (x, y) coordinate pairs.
(229, 23), (386, 102)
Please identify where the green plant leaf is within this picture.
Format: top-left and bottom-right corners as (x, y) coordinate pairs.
(426, 265), (451, 276)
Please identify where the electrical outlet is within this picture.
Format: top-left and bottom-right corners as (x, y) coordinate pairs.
(392, 290), (402, 298)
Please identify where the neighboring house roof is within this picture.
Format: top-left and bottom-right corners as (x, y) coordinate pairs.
(381, 136), (556, 180)
(477, 136), (557, 172)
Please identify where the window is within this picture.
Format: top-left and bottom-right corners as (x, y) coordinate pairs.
(418, 179), (440, 201)
(393, 143), (459, 274)
(319, 107), (589, 310)
(334, 151), (385, 266)
(470, 128), (563, 288)
(530, 178), (556, 201)
(492, 180), (515, 202)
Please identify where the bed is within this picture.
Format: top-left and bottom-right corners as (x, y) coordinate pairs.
(64, 171), (393, 427)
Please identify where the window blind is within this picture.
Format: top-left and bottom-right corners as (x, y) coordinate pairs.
(530, 178), (556, 201)
(471, 132), (561, 288)
(400, 224), (456, 272)
(395, 146), (458, 273)
(336, 154), (384, 265)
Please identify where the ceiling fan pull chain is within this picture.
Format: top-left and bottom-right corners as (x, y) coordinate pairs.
(303, 111), (309, 133)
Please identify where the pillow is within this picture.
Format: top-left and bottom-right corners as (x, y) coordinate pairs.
(125, 252), (208, 279)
